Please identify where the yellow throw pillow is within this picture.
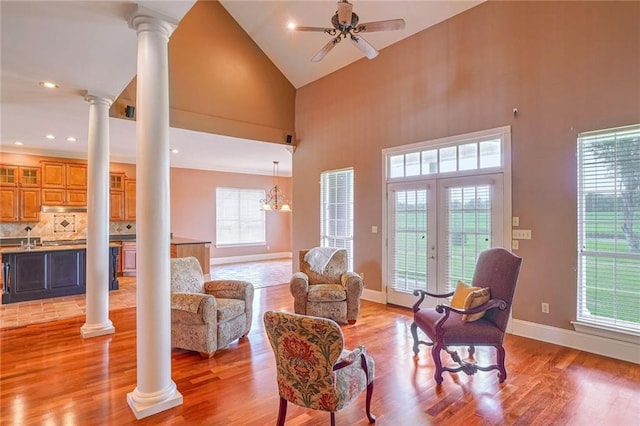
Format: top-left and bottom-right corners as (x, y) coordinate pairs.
(450, 281), (491, 322)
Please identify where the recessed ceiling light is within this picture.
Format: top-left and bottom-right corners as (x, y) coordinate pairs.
(45, 134), (55, 140)
(287, 22), (296, 30)
(14, 141), (23, 146)
(39, 81), (59, 89)
(171, 148), (179, 154)
(66, 137), (76, 142)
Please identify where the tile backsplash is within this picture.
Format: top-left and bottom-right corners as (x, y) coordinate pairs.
(0, 213), (136, 240)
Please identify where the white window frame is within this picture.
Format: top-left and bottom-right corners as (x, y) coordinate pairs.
(320, 168), (354, 270)
(215, 187), (266, 247)
(574, 124), (640, 341)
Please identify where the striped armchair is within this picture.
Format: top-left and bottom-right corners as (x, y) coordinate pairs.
(170, 256), (254, 358)
(263, 311), (375, 425)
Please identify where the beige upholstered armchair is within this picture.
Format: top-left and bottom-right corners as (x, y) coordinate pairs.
(290, 248), (364, 324)
(170, 256), (254, 358)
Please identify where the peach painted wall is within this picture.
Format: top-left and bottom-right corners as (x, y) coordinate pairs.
(170, 167), (292, 259)
(113, 0), (296, 146)
(293, 1), (640, 330)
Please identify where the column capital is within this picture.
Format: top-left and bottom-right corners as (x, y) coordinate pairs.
(84, 92), (114, 107)
(128, 6), (177, 39)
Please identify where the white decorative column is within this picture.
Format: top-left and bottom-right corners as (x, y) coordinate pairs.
(126, 8), (182, 419)
(81, 93), (115, 338)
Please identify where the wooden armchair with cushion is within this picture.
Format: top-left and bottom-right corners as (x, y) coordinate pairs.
(170, 256), (254, 358)
(263, 311), (375, 426)
(290, 248), (364, 324)
(411, 247), (522, 384)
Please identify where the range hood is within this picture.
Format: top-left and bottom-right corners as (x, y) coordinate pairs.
(41, 205), (87, 213)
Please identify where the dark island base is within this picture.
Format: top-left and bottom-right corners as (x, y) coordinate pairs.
(2, 247), (119, 304)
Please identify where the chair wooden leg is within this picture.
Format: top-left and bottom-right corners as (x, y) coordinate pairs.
(330, 412), (336, 426)
(410, 322), (420, 355)
(360, 353), (376, 423)
(431, 343), (444, 384)
(276, 397), (287, 426)
(496, 345), (507, 383)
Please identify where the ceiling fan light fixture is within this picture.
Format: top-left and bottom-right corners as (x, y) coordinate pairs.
(337, 0), (353, 25)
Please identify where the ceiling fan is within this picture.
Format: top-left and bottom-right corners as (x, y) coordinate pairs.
(292, 0), (406, 62)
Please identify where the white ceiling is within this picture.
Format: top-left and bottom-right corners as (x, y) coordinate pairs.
(0, 0), (482, 177)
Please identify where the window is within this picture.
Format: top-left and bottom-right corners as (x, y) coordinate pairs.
(216, 187), (265, 246)
(320, 168), (354, 270)
(577, 124), (640, 335)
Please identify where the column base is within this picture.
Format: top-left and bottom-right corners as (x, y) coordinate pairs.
(127, 382), (183, 420)
(80, 321), (115, 338)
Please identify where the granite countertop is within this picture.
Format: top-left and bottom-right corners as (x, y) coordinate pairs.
(170, 237), (211, 245)
(1, 243), (121, 254)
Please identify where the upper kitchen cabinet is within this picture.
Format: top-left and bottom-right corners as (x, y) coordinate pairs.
(124, 178), (136, 221)
(0, 165), (41, 222)
(110, 172), (126, 221)
(41, 161), (87, 206)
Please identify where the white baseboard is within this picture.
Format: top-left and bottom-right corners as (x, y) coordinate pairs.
(361, 289), (386, 304)
(211, 252), (292, 265)
(509, 318), (639, 364)
(361, 290), (639, 364)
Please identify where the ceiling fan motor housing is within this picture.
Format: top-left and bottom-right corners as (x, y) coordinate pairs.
(332, 11), (358, 32)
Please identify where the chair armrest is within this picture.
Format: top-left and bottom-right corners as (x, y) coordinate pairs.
(334, 345), (365, 371)
(341, 272), (364, 292)
(290, 272), (309, 295)
(435, 298), (507, 316)
(171, 292), (217, 324)
(412, 289), (455, 313)
(432, 298), (507, 330)
(204, 280), (253, 300)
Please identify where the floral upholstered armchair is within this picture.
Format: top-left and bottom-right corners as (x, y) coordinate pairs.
(290, 248), (364, 324)
(170, 256), (254, 358)
(263, 311), (375, 425)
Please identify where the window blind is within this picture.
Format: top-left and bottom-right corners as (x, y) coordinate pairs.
(215, 187), (265, 246)
(577, 124), (640, 333)
(320, 168), (354, 270)
(442, 184), (492, 292)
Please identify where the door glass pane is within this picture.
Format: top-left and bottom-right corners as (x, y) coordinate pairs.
(459, 143), (478, 171)
(479, 140), (501, 168)
(391, 189), (428, 294)
(405, 152), (420, 176)
(389, 155), (405, 178)
(445, 184), (492, 291)
(439, 147), (457, 173)
(421, 149), (438, 175)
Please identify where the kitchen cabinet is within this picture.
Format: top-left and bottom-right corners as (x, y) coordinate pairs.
(1, 246), (119, 304)
(170, 238), (211, 276)
(41, 161), (87, 206)
(0, 165), (41, 222)
(124, 179), (136, 221)
(109, 173), (125, 221)
(122, 241), (136, 276)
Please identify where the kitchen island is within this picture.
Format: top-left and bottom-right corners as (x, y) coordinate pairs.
(1, 244), (120, 304)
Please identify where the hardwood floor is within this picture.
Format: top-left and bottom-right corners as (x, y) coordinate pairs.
(1, 263), (639, 425)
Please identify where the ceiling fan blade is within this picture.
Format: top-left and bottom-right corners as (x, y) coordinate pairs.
(293, 26), (334, 33)
(337, 0), (353, 26)
(355, 19), (406, 33)
(311, 36), (341, 62)
(349, 34), (379, 60)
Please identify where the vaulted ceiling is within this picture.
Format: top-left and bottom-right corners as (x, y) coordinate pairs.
(0, 1), (482, 176)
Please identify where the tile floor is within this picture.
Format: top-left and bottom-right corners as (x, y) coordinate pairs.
(0, 258), (292, 329)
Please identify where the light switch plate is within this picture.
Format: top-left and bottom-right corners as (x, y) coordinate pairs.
(512, 229), (532, 240)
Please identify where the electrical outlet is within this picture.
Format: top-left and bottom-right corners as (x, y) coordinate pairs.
(512, 229), (532, 240)
(541, 302), (549, 314)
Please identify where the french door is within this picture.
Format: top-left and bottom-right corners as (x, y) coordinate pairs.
(387, 174), (503, 308)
